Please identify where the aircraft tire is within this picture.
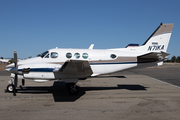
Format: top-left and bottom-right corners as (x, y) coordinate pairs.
(66, 83), (79, 95)
(6, 84), (15, 92)
(69, 86), (79, 95)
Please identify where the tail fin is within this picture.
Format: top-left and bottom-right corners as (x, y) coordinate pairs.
(138, 23), (174, 53)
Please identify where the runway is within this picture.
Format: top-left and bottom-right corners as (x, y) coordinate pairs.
(0, 64), (180, 120)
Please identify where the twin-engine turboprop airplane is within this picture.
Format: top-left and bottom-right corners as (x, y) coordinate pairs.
(5, 23), (174, 95)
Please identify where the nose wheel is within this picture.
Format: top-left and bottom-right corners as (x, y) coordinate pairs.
(6, 84), (15, 92)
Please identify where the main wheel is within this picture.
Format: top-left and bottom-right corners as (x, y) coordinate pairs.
(6, 84), (15, 92)
(66, 83), (79, 95)
(69, 85), (79, 95)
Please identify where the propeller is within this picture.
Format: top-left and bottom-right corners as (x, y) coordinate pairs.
(14, 51), (18, 89)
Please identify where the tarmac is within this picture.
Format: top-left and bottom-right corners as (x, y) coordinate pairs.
(0, 63), (180, 120)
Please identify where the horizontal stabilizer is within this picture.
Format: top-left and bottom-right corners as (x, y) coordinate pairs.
(138, 51), (169, 62)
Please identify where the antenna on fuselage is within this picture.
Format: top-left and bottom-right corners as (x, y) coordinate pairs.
(89, 44), (94, 49)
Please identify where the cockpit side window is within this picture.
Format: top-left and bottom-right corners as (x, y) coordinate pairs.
(39, 51), (49, 58)
(51, 52), (58, 58)
(45, 54), (49, 58)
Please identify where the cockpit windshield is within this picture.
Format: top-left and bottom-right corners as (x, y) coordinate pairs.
(38, 51), (49, 58)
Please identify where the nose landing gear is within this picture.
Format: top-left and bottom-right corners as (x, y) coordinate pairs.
(6, 78), (16, 93)
(6, 78), (25, 95)
(6, 84), (15, 92)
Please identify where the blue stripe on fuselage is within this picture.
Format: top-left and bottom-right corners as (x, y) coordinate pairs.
(18, 68), (54, 72)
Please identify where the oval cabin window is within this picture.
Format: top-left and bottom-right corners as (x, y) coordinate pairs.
(110, 54), (117, 59)
(82, 53), (88, 59)
(74, 53), (80, 59)
(66, 52), (72, 58)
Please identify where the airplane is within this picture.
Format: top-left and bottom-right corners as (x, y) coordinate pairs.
(5, 23), (174, 95)
(0, 59), (10, 63)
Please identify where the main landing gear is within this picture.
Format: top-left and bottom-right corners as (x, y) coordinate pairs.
(66, 83), (79, 95)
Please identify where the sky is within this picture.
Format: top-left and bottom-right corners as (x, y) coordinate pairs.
(0, 0), (180, 59)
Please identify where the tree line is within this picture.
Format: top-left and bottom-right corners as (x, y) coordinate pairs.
(164, 56), (180, 63)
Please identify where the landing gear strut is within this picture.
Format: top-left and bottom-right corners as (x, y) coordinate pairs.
(66, 83), (79, 95)
(22, 79), (25, 86)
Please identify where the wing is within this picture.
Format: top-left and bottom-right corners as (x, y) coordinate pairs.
(54, 60), (93, 79)
(138, 51), (169, 62)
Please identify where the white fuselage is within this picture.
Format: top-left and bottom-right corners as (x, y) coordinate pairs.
(6, 48), (143, 80)
(5, 23), (174, 82)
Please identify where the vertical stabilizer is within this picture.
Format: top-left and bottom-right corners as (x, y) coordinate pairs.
(138, 23), (174, 53)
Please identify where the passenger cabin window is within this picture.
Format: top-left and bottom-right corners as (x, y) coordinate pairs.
(51, 52), (58, 58)
(74, 53), (80, 59)
(66, 53), (72, 58)
(110, 54), (117, 59)
(82, 53), (88, 59)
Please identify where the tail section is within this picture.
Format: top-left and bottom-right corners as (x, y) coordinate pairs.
(137, 23), (174, 53)
(109, 23), (174, 68)
(135, 23), (174, 67)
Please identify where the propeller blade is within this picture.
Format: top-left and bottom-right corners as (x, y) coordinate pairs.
(14, 50), (17, 68)
(14, 50), (18, 89)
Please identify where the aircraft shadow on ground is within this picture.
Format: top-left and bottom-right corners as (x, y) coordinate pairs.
(15, 81), (148, 102)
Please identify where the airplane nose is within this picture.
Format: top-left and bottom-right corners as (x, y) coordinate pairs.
(5, 64), (14, 72)
(5, 67), (18, 73)
(5, 65), (11, 72)
(5, 66), (11, 72)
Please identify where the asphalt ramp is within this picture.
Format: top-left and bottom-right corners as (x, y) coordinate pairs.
(0, 71), (180, 120)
